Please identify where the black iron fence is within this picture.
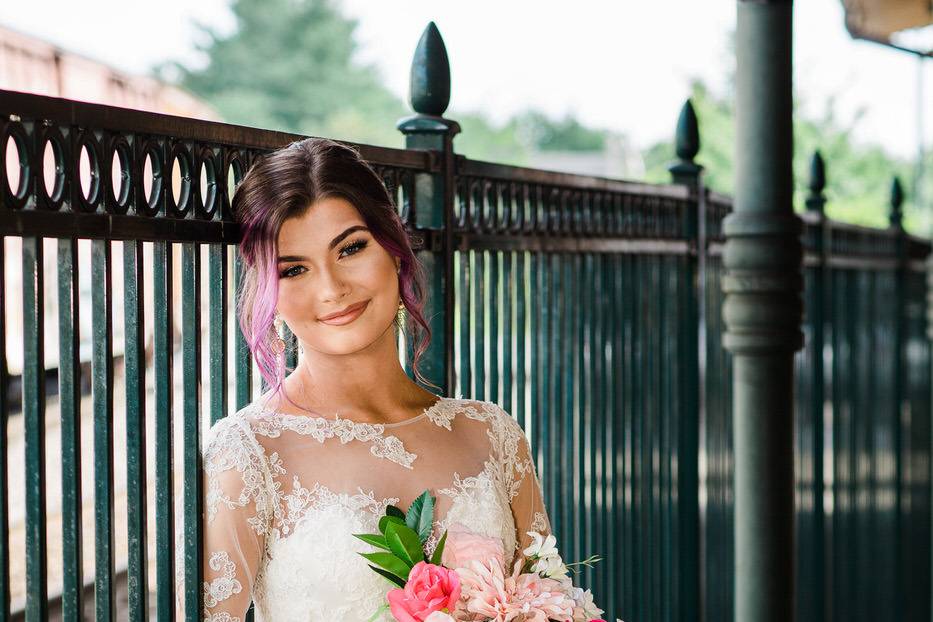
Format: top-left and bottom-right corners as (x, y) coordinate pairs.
(0, 22), (929, 622)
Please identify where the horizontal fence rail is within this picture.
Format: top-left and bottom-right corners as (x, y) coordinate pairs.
(0, 79), (931, 622)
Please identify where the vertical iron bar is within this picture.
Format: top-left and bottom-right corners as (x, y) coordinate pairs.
(0, 239), (9, 622)
(153, 241), (175, 620)
(182, 242), (203, 622)
(92, 238), (116, 621)
(234, 250), (252, 410)
(209, 243), (228, 425)
(58, 237), (84, 621)
(124, 239), (148, 621)
(22, 236), (47, 622)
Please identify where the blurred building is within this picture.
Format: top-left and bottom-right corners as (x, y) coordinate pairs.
(0, 22), (219, 118)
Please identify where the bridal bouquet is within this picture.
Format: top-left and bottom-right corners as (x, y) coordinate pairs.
(353, 490), (611, 622)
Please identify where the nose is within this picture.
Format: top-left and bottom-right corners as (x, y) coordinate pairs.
(317, 262), (350, 302)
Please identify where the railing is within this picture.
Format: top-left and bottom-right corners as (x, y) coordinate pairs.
(0, 21), (930, 622)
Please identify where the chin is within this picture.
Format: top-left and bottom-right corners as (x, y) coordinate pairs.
(311, 313), (394, 355)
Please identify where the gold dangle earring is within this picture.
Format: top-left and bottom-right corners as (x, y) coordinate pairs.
(396, 263), (405, 314)
(272, 313), (286, 355)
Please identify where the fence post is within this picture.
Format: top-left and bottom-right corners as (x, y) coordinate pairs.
(928, 177), (933, 622)
(888, 176), (905, 622)
(724, 2), (803, 621)
(804, 150), (827, 621)
(668, 98), (703, 622)
(397, 22), (460, 395)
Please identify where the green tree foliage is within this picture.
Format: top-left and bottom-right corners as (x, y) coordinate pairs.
(454, 111), (610, 165)
(156, 0), (408, 147)
(157, 0), (612, 163)
(157, 0), (929, 233)
(643, 79), (930, 234)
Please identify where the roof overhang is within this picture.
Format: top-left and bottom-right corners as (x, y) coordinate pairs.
(841, 0), (933, 57)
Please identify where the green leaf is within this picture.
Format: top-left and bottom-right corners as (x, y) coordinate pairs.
(385, 520), (425, 567)
(353, 533), (390, 551)
(358, 551), (412, 581)
(430, 529), (448, 566)
(367, 565), (406, 589)
(378, 515), (406, 535)
(405, 490), (435, 542)
(385, 505), (406, 520)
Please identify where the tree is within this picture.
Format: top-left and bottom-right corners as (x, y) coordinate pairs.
(642, 78), (928, 234)
(156, 0), (407, 147)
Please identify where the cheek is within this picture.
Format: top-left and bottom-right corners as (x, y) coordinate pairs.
(275, 279), (314, 319)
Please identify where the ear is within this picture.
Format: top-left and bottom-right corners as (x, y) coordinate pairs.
(395, 257), (401, 272)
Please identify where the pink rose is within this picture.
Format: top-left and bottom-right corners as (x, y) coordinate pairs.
(441, 522), (505, 572)
(387, 561), (462, 622)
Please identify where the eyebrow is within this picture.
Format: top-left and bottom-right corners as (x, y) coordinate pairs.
(276, 225), (370, 263)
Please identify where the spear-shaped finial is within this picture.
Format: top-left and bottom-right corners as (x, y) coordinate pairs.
(668, 99), (702, 185)
(806, 150), (826, 214)
(675, 99), (700, 162)
(889, 176), (904, 228)
(408, 22), (451, 117)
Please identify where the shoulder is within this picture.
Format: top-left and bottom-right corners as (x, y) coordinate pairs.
(443, 397), (527, 443)
(203, 404), (270, 466)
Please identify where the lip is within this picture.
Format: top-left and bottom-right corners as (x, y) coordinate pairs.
(317, 300), (370, 325)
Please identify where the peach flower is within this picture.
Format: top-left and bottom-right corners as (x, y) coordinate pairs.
(440, 522), (505, 572)
(456, 557), (575, 622)
(387, 561), (462, 622)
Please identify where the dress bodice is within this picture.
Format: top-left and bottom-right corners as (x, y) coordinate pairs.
(177, 396), (552, 622)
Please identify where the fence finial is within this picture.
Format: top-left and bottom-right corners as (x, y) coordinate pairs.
(408, 22), (451, 117)
(806, 150), (826, 213)
(889, 176), (904, 228)
(668, 99), (702, 185)
(676, 99), (700, 162)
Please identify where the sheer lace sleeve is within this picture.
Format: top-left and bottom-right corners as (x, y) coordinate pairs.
(494, 408), (553, 558)
(176, 415), (274, 622)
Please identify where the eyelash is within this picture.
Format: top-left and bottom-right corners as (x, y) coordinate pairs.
(278, 238), (369, 279)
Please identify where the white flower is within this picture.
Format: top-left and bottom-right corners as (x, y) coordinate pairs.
(532, 554), (569, 579)
(576, 588), (603, 619)
(523, 531), (559, 559)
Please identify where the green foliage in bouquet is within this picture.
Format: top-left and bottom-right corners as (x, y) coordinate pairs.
(353, 489), (448, 588)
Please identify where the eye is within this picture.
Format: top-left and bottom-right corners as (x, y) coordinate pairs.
(279, 265), (306, 279)
(338, 238), (368, 258)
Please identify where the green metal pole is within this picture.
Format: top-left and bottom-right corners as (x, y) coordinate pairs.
(804, 151), (826, 622)
(397, 22), (460, 395)
(724, 2), (802, 621)
(668, 98), (703, 621)
(888, 176), (905, 622)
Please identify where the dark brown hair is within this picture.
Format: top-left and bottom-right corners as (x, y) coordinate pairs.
(233, 137), (437, 407)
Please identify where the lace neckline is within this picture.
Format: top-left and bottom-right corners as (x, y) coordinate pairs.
(253, 394), (452, 429)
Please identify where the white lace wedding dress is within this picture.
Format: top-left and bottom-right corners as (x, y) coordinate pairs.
(177, 395), (555, 621)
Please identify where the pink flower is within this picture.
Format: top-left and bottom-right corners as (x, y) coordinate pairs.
(387, 561), (462, 622)
(456, 557), (575, 622)
(441, 522), (505, 572)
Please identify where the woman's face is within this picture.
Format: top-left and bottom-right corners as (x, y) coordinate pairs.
(275, 195), (401, 356)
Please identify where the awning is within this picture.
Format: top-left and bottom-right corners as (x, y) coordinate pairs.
(841, 0), (933, 56)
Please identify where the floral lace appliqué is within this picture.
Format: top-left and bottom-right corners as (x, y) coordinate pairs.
(249, 409), (420, 469)
(531, 511), (548, 533)
(203, 551), (243, 611)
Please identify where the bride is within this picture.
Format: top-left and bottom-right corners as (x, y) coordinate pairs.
(177, 137), (594, 621)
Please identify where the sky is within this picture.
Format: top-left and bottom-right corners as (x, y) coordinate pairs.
(1, 0), (930, 161)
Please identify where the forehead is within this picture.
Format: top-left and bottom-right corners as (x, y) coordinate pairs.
(277, 196), (365, 250)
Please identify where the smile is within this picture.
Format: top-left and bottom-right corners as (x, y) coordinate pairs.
(317, 300), (370, 326)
